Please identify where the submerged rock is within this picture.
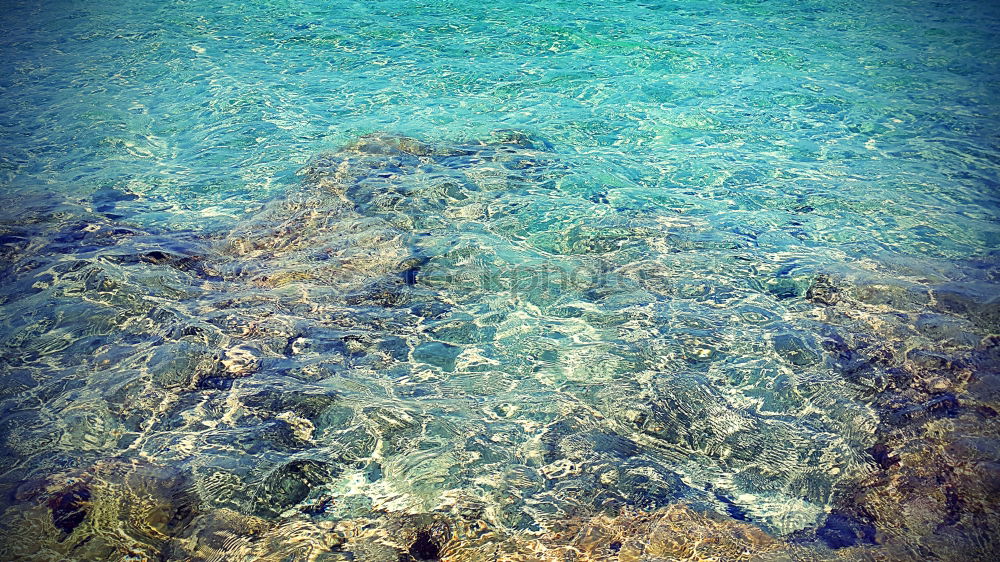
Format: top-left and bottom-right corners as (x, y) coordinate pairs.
(931, 282), (1000, 330)
(412, 340), (462, 372)
(801, 263), (1000, 559)
(253, 460), (341, 517)
(148, 340), (220, 389)
(0, 460), (199, 561)
(4, 131), (998, 561)
(772, 332), (820, 366)
(806, 273), (841, 305)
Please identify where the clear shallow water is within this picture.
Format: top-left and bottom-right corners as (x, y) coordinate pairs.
(0, 0), (998, 560)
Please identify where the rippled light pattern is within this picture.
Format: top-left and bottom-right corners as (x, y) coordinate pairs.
(1, 0), (998, 560)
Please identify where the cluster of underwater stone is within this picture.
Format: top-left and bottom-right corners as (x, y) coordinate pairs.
(0, 459), (198, 561)
(0, 131), (946, 560)
(0, 450), (955, 561)
(0, 132), (630, 559)
(0, 459), (819, 562)
(206, 502), (795, 561)
(289, 133), (884, 536)
(797, 258), (1000, 559)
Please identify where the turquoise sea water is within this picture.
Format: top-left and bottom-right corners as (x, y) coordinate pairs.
(1, 0), (998, 560)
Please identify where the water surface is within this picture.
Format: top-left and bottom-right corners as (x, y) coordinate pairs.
(1, 0), (998, 560)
